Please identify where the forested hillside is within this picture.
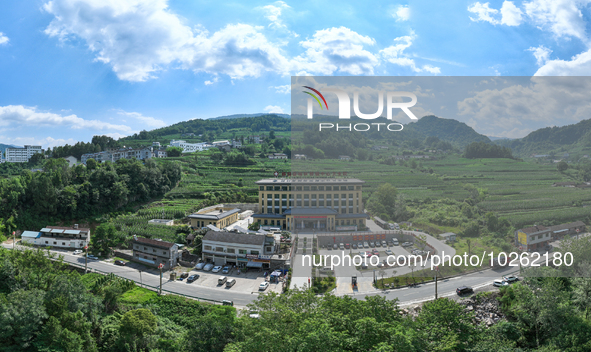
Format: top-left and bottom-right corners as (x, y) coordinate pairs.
(0, 158), (181, 232)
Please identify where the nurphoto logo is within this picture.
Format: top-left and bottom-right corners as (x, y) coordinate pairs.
(303, 86), (417, 132)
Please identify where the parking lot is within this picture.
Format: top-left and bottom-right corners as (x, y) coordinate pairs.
(177, 265), (284, 295)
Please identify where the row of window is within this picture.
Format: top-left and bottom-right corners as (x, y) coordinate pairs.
(202, 245), (259, 255)
(530, 233), (551, 241)
(265, 206), (358, 214)
(264, 193), (358, 199)
(135, 245), (169, 256)
(260, 185), (361, 191)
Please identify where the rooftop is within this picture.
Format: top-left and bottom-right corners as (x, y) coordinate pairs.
(256, 178), (364, 185)
(41, 225), (90, 233)
(133, 236), (176, 249)
(203, 231), (267, 246)
(520, 225), (548, 234)
(188, 208), (241, 220)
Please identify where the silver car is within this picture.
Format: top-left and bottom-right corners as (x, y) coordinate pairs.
(363, 242), (369, 248)
(203, 263), (214, 271)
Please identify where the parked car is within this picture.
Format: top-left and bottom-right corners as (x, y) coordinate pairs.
(382, 240), (388, 247)
(203, 263), (214, 271)
(369, 241), (375, 248)
(333, 243), (338, 250)
(352, 243), (358, 249)
(179, 272), (189, 279)
(339, 243), (345, 250)
(503, 275), (519, 283)
(114, 260), (126, 266)
(72, 250), (83, 255)
(218, 276), (227, 285)
(222, 266), (231, 274)
(187, 274), (199, 283)
(375, 241), (381, 248)
(345, 243), (350, 249)
(456, 286), (474, 295)
(212, 266), (223, 273)
(363, 242), (369, 248)
(372, 249), (379, 255)
(392, 239), (400, 246)
(493, 279), (509, 287)
(402, 242), (413, 247)
(385, 249), (393, 256)
(259, 282), (269, 291)
(226, 278), (236, 287)
(86, 254), (98, 260)
(358, 242), (364, 249)
(366, 251), (373, 257)
(195, 262), (206, 270)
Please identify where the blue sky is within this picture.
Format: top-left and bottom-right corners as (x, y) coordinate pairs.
(1, 0), (591, 147)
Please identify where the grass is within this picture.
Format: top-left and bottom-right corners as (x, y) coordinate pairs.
(312, 276), (336, 294)
(119, 286), (158, 305)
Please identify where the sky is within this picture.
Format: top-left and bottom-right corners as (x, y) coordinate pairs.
(1, 0), (591, 148)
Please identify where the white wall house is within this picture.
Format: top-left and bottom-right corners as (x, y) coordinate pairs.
(169, 140), (213, 153)
(22, 225), (90, 249)
(6, 145), (42, 163)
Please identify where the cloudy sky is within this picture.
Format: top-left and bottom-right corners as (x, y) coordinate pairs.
(1, 0), (590, 147)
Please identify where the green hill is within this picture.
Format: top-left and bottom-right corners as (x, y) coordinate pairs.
(405, 115), (491, 147)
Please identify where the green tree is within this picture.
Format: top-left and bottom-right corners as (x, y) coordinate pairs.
(166, 146), (183, 157)
(89, 223), (122, 257)
(119, 308), (158, 351)
(557, 161), (568, 172)
(0, 289), (48, 350)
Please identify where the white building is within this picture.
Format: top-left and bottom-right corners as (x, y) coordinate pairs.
(268, 153), (288, 159)
(201, 230), (277, 268)
(81, 147), (159, 164)
(169, 140), (213, 153)
(212, 140), (231, 147)
(64, 156), (77, 167)
(6, 145), (42, 163)
(22, 225), (90, 249)
(232, 139), (242, 148)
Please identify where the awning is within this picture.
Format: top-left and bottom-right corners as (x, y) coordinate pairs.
(246, 261), (263, 268)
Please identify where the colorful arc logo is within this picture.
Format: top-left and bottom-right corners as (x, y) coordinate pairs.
(302, 86), (328, 110)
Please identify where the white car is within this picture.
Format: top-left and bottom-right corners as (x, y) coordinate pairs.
(195, 262), (206, 270)
(363, 242), (369, 248)
(86, 254), (98, 260)
(385, 249), (393, 256)
(259, 282), (269, 291)
(392, 239), (399, 246)
(212, 265), (223, 273)
(203, 263), (214, 271)
(72, 250), (83, 255)
(493, 279), (509, 287)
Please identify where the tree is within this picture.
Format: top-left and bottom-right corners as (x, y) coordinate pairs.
(119, 308), (157, 350)
(557, 161), (568, 172)
(0, 289), (48, 350)
(89, 223), (122, 257)
(416, 298), (481, 351)
(166, 146), (183, 157)
(248, 222), (260, 231)
(86, 158), (98, 170)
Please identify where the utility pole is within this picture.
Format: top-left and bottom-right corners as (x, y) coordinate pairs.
(139, 270), (143, 288)
(158, 263), (164, 295)
(84, 245), (88, 274)
(434, 265), (439, 299)
(12, 231), (15, 249)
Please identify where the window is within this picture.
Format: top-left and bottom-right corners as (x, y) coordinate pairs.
(266, 186), (273, 191)
(319, 201), (324, 206)
(204, 245), (212, 250)
(304, 201), (309, 206)
(311, 186), (317, 191)
(296, 186), (302, 191)
(319, 194), (324, 200)
(326, 200), (331, 206)
(349, 193), (353, 198)
(239, 249), (247, 254)
(282, 186), (288, 191)
(251, 250), (259, 255)
(348, 186), (354, 190)
(227, 248), (235, 253)
(216, 247), (224, 252)
(312, 194), (317, 200)
(341, 186), (347, 190)
(62, 242), (66, 245)
(304, 186), (310, 191)
(153, 249), (157, 252)
(260, 186), (264, 190)
(163, 251), (167, 255)
(144, 247), (147, 250)
(319, 186), (324, 190)
(274, 186), (280, 191)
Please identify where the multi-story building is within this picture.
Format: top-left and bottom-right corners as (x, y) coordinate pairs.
(515, 225), (552, 251)
(201, 230), (278, 269)
(169, 140), (213, 153)
(252, 177), (369, 231)
(21, 224), (90, 249)
(232, 139), (242, 148)
(131, 236), (179, 269)
(188, 206), (241, 229)
(268, 153), (288, 159)
(5, 145), (42, 163)
(81, 146), (164, 164)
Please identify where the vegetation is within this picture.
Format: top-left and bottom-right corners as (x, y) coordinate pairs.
(463, 142), (514, 159)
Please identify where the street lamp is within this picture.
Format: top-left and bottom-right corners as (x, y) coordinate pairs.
(158, 263), (164, 295)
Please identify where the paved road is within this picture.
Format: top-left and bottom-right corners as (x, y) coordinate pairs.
(2, 241), (518, 309)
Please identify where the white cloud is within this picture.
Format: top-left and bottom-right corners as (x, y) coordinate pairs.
(272, 85), (290, 94)
(204, 77), (219, 85)
(528, 45), (552, 66)
(534, 48), (591, 75)
(260, 1), (290, 28)
(43, 0), (292, 81)
(468, 2), (500, 24)
(0, 136), (79, 149)
(393, 5), (410, 21)
(263, 105), (284, 114)
(115, 110), (166, 128)
(293, 27), (379, 75)
(380, 32), (441, 73)
(524, 0), (590, 40)
(0, 32), (8, 45)
(500, 1), (523, 26)
(468, 1), (523, 26)
(0, 105), (131, 131)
